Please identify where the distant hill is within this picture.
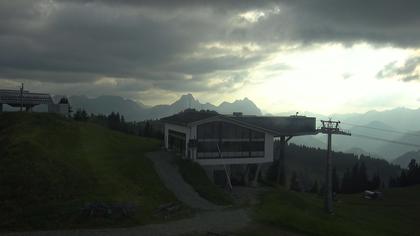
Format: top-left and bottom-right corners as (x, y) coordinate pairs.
(334, 107), (420, 131)
(296, 114), (420, 161)
(374, 131), (420, 161)
(144, 94), (216, 119)
(0, 112), (176, 230)
(330, 120), (400, 159)
(345, 147), (381, 159)
(392, 149), (420, 168)
(69, 93), (262, 121)
(217, 97), (262, 115)
(270, 108), (420, 160)
(69, 95), (148, 121)
(290, 134), (325, 149)
(278, 107), (420, 132)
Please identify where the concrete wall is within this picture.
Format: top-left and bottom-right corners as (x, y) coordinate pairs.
(48, 104), (70, 116)
(264, 132), (274, 162)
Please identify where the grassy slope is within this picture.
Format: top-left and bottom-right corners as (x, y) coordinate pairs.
(175, 158), (233, 205)
(0, 113), (181, 231)
(241, 186), (420, 236)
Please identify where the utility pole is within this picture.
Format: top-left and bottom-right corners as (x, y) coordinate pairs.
(319, 119), (350, 214)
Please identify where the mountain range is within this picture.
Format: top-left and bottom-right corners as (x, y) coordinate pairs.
(69, 93), (262, 121)
(65, 94), (420, 163)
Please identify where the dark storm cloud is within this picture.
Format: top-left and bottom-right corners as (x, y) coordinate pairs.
(155, 71), (249, 92)
(57, 0), (274, 11)
(0, 0), (420, 99)
(303, 0), (420, 47)
(0, 1), (263, 87)
(166, 55), (265, 75)
(0, 1), (198, 80)
(83, 0), (419, 47)
(234, 0), (420, 47)
(377, 56), (420, 81)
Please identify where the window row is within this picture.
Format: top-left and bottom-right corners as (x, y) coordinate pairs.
(197, 151), (264, 159)
(197, 122), (264, 139)
(197, 141), (265, 153)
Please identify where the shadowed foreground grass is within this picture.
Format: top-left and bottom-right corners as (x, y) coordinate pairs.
(0, 112), (186, 231)
(238, 186), (420, 236)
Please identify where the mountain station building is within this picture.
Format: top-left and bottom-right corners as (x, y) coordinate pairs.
(162, 110), (317, 186)
(0, 89), (71, 116)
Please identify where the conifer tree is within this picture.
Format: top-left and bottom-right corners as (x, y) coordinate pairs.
(290, 171), (300, 192)
(310, 180), (319, 194)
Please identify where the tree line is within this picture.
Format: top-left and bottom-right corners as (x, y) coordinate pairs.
(72, 109), (163, 139)
(268, 142), (402, 194)
(284, 144), (420, 194)
(389, 159), (420, 188)
(289, 162), (382, 194)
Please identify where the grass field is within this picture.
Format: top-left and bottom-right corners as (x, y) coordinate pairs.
(175, 158), (233, 205)
(0, 112), (185, 231)
(237, 186), (420, 236)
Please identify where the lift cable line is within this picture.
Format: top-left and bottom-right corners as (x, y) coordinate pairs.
(340, 121), (420, 138)
(351, 133), (420, 148)
(314, 119), (419, 214)
(318, 119), (351, 214)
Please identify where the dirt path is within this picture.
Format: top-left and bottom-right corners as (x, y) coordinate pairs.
(147, 151), (222, 210)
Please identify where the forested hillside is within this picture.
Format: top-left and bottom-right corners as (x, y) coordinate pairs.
(271, 143), (401, 191)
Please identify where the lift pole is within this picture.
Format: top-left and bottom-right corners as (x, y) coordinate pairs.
(20, 83), (24, 112)
(319, 119), (350, 214)
(276, 135), (293, 186)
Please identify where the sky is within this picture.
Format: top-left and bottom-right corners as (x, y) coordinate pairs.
(0, 0), (420, 115)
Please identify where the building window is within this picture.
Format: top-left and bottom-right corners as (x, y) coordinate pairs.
(197, 141), (219, 152)
(196, 121), (265, 159)
(197, 122), (220, 139)
(168, 129), (186, 154)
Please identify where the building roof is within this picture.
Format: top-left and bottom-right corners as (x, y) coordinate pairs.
(162, 110), (317, 136)
(0, 89), (53, 106)
(161, 109), (219, 126)
(226, 115), (316, 136)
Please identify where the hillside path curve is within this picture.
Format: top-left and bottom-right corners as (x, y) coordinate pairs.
(146, 151), (222, 210)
